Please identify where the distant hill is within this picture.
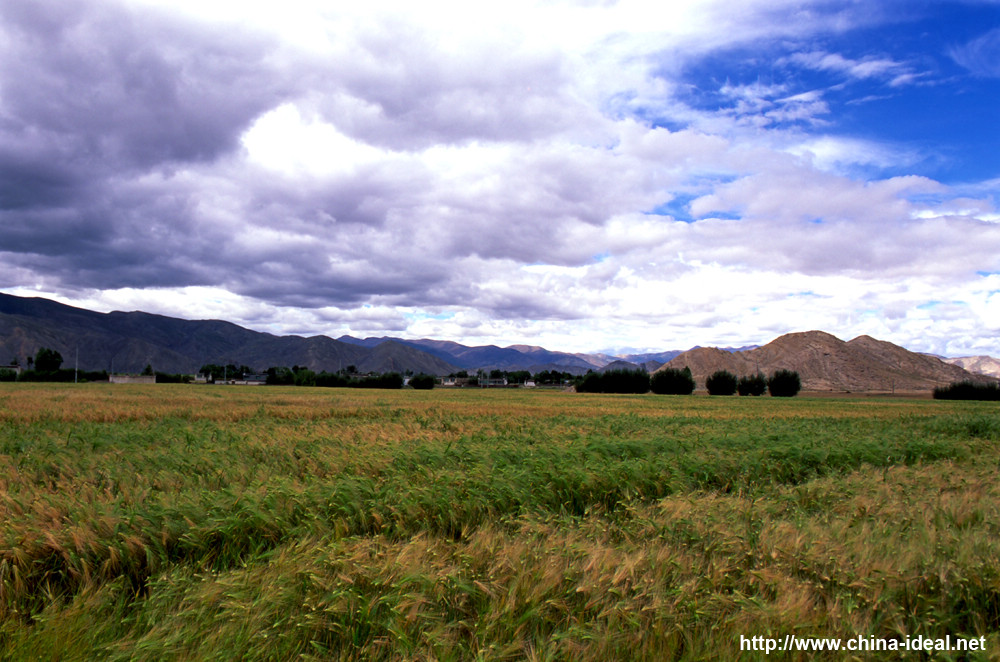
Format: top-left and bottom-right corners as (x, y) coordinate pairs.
(659, 330), (990, 392)
(943, 356), (1000, 379)
(619, 350), (684, 366)
(355, 340), (458, 375)
(338, 336), (604, 372)
(598, 360), (643, 373)
(0, 293), (456, 375)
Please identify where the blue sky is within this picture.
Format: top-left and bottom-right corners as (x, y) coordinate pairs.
(1, 0), (999, 355)
(667, 2), (1000, 183)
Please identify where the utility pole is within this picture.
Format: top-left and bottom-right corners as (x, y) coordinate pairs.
(75, 347), (78, 384)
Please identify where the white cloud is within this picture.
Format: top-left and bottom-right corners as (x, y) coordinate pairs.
(781, 50), (912, 83)
(241, 104), (387, 178)
(950, 27), (1000, 78)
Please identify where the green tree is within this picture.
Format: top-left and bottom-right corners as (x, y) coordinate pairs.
(265, 367), (295, 385)
(508, 370), (531, 384)
(293, 369), (317, 387)
(578, 369), (650, 394)
(142, 364), (154, 376)
(705, 370), (738, 396)
(768, 370), (801, 397)
(737, 373), (768, 396)
(409, 373), (436, 389)
(34, 347), (63, 372)
(650, 367), (695, 395)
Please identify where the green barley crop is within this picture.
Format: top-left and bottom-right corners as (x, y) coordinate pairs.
(0, 384), (998, 660)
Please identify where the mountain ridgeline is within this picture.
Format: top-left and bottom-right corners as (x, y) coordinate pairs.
(0, 293), (604, 376)
(0, 293), (994, 390)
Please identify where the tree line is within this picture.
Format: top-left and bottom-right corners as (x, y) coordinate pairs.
(3, 348), (803, 397)
(577, 367), (801, 397)
(2, 348), (108, 383)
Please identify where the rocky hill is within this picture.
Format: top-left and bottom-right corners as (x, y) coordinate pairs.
(943, 356), (1000, 379)
(659, 330), (989, 392)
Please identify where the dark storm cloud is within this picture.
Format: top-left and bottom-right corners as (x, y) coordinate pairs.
(0, 0), (301, 294)
(0, 0), (587, 309)
(0, 0), (288, 173)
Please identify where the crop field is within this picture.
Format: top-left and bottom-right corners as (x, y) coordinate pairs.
(1, 384), (999, 660)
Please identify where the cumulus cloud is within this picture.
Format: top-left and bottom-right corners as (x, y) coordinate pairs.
(0, 0), (998, 354)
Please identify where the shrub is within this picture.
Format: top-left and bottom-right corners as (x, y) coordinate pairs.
(408, 373), (436, 390)
(737, 373), (767, 396)
(933, 380), (1000, 401)
(650, 367), (695, 395)
(768, 369), (802, 397)
(0, 368), (16, 382)
(705, 370), (738, 396)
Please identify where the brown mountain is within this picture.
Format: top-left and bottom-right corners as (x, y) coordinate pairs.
(659, 330), (990, 392)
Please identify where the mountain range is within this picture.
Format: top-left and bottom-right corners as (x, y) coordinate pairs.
(0, 293), (610, 375)
(0, 292), (996, 391)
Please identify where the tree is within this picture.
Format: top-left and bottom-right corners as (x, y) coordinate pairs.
(508, 370), (531, 384)
(737, 373), (767, 396)
(142, 364), (154, 376)
(353, 372), (404, 389)
(768, 369), (801, 397)
(265, 366), (295, 385)
(705, 370), (738, 396)
(34, 347), (63, 372)
(293, 369), (317, 387)
(650, 367), (695, 395)
(933, 380), (1000, 401)
(315, 371), (349, 387)
(577, 368), (650, 394)
(409, 373), (436, 389)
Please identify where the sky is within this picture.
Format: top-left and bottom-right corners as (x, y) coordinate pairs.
(1, 0), (999, 356)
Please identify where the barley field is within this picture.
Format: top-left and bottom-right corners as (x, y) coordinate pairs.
(0, 383), (998, 660)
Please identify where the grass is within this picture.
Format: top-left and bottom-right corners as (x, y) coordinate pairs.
(1, 384), (999, 659)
